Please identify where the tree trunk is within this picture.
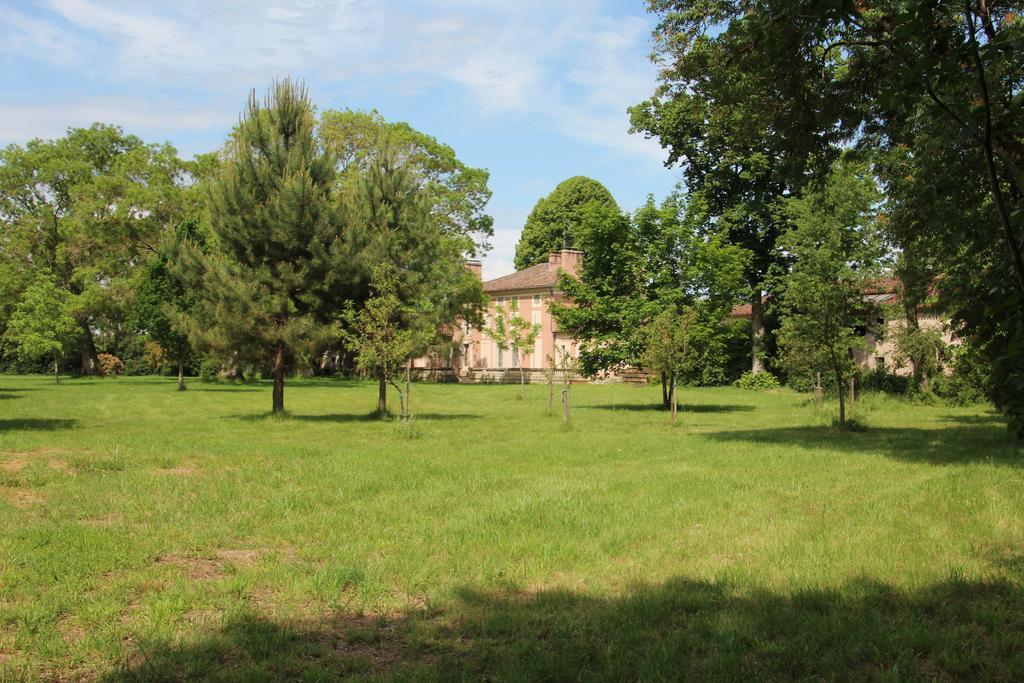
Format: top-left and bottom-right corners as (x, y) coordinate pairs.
(751, 293), (766, 374)
(79, 319), (103, 376)
(272, 344), (285, 414)
(177, 359), (186, 392)
(562, 388), (570, 427)
(836, 369), (846, 429)
(53, 350), (60, 384)
(849, 376), (856, 416)
(520, 364), (526, 400)
(661, 372), (669, 408)
(404, 361), (411, 420)
(670, 374), (678, 425)
(814, 372), (823, 404)
(378, 373), (387, 414)
(547, 372), (554, 416)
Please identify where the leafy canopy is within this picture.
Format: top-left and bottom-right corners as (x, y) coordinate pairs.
(514, 176), (620, 270)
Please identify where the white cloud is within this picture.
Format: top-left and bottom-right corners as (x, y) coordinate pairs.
(481, 226), (523, 279)
(20, 0), (663, 163)
(0, 8), (88, 66)
(0, 98), (228, 143)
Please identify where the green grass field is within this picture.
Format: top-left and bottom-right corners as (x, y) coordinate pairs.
(1, 376), (1023, 680)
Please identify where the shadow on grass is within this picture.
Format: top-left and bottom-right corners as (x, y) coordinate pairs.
(0, 418), (77, 431)
(705, 423), (1022, 466)
(226, 412), (480, 423)
(107, 575), (1024, 680)
(585, 402), (754, 413)
(188, 386), (262, 393)
(939, 412), (1005, 426)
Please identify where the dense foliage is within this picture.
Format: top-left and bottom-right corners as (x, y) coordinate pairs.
(513, 176), (620, 270)
(0, 81), (490, 416)
(551, 189), (748, 397)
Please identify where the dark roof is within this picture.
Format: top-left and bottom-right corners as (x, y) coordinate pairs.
(482, 262), (560, 293)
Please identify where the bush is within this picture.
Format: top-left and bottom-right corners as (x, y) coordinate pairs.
(860, 368), (910, 395)
(735, 371), (780, 390)
(97, 353), (125, 376)
(933, 342), (989, 405)
(199, 359), (220, 383)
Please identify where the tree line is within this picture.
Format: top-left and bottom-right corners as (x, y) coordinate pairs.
(0, 80), (491, 414)
(549, 0), (1021, 432)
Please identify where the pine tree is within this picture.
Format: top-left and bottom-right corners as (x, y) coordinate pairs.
(180, 79), (345, 413)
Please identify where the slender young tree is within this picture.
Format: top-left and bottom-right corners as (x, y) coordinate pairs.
(340, 265), (429, 418)
(778, 158), (885, 429)
(179, 79), (344, 413)
(641, 305), (698, 424)
(343, 137), (485, 412)
(485, 300), (540, 399)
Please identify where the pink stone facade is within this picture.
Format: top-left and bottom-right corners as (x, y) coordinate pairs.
(411, 250), (584, 374)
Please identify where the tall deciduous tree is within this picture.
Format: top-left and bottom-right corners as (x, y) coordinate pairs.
(180, 79), (345, 414)
(638, 1), (1024, 429)
(630, 2), (849, 374)
(777, 158), (885, 429)
(320, 109), (493, 256)
(513, 176), (620, 270)
(0, 124), (190, 375)
(552, 190), (747, 401)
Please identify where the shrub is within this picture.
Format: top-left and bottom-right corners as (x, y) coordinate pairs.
(735, 370), (780, 390)
(860, 368), (910, 395)
(199, 359), (220, 383)
(933, 342), (989, 405)
(97, 353), (125, 376)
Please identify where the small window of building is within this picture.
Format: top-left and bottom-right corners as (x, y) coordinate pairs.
(875, 356), (886, 370)
(533, 294), (541, 305)
(532, 311), (541, 325)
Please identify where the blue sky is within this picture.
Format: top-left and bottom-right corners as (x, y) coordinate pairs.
(0, 0), (681, 278)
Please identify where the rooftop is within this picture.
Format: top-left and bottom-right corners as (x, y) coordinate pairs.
(481, 249), (583, 294)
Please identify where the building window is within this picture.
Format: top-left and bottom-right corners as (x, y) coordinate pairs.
(511, 345), (519, 368)
(511, 295), (519, 305)
(875, 356), (886, 370)
(532, 311), (541, 325)
(497, 297), (505, 306)
(534, 294), (541, 305)
(497, 346), (503, 368)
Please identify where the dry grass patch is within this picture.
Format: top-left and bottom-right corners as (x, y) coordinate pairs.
(154, 464), (197, 476)
(4, 489), (45, 509)
(214, 548), (261, 565)
(155, 554), (224, 581)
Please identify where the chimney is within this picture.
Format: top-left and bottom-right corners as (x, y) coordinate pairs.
(549, 249), (583, 276)
(464, 259), (482, 280)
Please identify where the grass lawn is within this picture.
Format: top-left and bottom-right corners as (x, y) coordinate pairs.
(1, 376), (1023, 680)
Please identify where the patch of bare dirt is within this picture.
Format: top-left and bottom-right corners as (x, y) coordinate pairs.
(156, 548), (262, 580)
(80, 512), (123, 527)
(59, 616), (86, 646)
(0, 459), (27, 472)
(154, 464), (197, 476)
(156, 554), (224, 580)
(215, 548), (261, 565)
(4, 489), (45, 509)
